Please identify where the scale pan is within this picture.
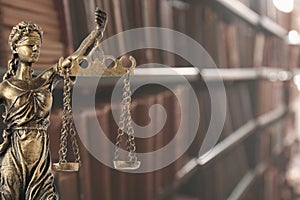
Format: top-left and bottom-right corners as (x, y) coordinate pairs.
(113, 160), (141, 170)
(53, 162), (80, 172)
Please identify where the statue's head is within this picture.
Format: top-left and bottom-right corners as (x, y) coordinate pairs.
(3, 22), (43, 80)
(8, 21), (43, 52)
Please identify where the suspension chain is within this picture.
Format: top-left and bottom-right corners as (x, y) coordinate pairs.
(58, 65), (81, 165)
(114, 71), (137, 162)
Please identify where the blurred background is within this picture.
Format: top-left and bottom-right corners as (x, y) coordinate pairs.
(1, 0), (300, 199)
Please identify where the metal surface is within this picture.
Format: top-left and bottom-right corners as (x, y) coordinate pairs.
(114, 72), (140, 170)
(53, 62), (81, 172)
(0, 8), (134, 199)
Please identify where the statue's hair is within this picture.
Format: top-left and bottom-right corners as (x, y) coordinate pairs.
(3, 21), (43, 81)
(8, 21), (43, 51)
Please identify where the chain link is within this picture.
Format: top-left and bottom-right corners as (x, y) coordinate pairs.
(114, 71), (137, 162)
(58, 65), (81, 165)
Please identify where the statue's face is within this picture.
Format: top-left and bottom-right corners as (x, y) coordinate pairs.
(15, 32), (41, 64)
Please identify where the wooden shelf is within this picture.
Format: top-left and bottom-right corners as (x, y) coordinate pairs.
(197, 120), (257, 165)
(201, 67), (292, 82)
(0, 0), (296, 199)
(227, 162), (268, 200)
(216, 0), (260, 26)
(260, 16), (288, 39)
(198, 105), (288, 166)
(0, 66), (293, 87)
(199, 0), (289, 40)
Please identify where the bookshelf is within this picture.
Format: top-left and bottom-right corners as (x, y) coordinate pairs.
(212, 0), (289, 39)
(153, 76), (292, 200)
(0, 0), (299, 199)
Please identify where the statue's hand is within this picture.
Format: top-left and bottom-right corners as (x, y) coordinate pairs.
(95, 8), (107, 32)
(55, 56), (72, 74)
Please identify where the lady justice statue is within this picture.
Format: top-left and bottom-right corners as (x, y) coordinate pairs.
(0, 8), (108, 200)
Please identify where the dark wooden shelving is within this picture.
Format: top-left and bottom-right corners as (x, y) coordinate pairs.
(215, 0), (289, 39)
(185, 0), (290, 40)
(0, 0), (295, 199)
(216, 0), (261, 26)
(227, 162), (268, 200)
(155, 104), (291, 200)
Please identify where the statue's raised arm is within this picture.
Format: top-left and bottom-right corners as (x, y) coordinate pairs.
(39, 8), (107, 82)
(61, 8), (107, 68)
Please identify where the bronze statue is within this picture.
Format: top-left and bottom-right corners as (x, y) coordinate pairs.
(0, 8), (107, 200)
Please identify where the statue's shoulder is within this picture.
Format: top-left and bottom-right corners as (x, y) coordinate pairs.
(0, 79), (11, 89)
(0, 79), (16, 100)
(1, 78), (25, 92)
(2, 78), (45, 91)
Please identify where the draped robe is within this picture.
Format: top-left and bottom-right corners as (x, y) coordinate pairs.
(0, 69), (59, 200)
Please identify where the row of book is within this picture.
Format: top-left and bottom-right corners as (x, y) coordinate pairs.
(0, 0), (297, 199)
(49, 84), (193, 200)
(180, 109), (297, 200)
(238, 0), (291, 29)
(46, 74), (290, 199)
(201, 3), (300, 69)
(257, 79), (285, 115)
(67, 0), (300, 70)
(56, 0), (300, 199)
(0, 0), (298, 71)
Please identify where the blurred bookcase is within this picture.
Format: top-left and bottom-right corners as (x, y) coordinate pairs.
(0, 0), (300, 199)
